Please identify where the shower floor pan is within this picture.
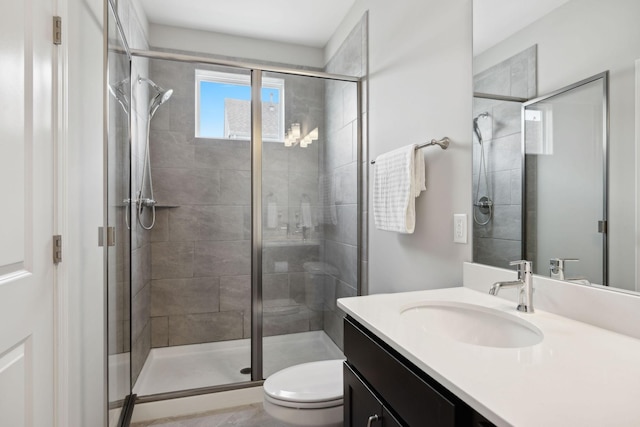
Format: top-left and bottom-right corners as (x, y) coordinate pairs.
(133, 331), (344, 397)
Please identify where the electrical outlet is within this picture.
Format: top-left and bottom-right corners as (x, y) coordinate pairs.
(454, 214), (467, 244)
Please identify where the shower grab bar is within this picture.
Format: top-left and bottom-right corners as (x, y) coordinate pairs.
(370, 137), (450, 164)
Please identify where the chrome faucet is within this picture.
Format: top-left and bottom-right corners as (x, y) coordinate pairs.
(489, 260), (534, 313)
(549, 258), (579, 281)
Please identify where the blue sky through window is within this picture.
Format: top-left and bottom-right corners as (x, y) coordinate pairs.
(199, 81), (281, 138)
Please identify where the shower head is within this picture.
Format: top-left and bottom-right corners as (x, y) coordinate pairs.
(138, 76), (173, 118)
(149, 88), (173, 117)
(473, 112), (490, 144)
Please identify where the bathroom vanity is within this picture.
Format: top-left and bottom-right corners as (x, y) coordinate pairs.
(344, 317), (493, 426)
(338, 284), (640, 426)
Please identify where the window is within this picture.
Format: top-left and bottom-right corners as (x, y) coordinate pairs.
(195, 69), (285, 141)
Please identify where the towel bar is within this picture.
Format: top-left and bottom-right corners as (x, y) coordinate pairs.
(370, 137), (450, 164)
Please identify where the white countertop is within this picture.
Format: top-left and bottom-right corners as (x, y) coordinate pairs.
(337, 287), (640, 427)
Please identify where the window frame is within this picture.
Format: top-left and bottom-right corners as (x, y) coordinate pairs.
(195, 69), (285, 142)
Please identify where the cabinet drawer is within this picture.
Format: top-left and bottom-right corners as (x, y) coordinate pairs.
(345, 318), (457, 427)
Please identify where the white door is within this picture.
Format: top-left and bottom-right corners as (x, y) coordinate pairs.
(0, 0), (55, 424)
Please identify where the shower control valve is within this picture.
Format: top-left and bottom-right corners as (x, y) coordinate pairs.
(138, 198), (157, 208)
(474, 198), (493, 209)
(129, 197), (157, 208)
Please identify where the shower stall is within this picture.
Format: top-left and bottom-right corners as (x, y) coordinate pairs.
(106, 0), (366, 412)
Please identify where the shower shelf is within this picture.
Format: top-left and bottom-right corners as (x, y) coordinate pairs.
(115, 204), (179, 208)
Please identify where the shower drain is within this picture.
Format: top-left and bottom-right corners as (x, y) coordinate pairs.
(240, 367), (251, 375)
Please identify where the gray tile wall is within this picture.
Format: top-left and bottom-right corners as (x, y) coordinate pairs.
(472, 46), (536, 268)
(321, 14), (368, 350)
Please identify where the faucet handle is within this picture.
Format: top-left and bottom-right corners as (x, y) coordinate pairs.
(549, 257), (578, 270)
(509, 259), (532, 268)
(509, 260), (532, 277)
(549, 258), (579, 276)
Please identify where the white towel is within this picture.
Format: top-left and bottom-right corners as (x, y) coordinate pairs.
(373, 144), (426, 233)
(300, 201), (313, 228)
(414, 148), (426, 196)
(267, 201), (278, 229)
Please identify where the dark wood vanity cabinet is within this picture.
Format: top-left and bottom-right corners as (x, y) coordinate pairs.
(344, 317), (495, 427)
(344, 364), (402, 427)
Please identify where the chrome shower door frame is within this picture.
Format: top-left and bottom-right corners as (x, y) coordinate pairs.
(250, 69), (264, 381)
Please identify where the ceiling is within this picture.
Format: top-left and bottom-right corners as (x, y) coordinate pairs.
(473, 0), (571, 55)
(139, 0), (357, 48)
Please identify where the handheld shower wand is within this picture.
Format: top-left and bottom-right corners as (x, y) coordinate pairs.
(473, 112), (493, 225)
(473, 112), (489, 143)
(135, 76), (174, 230)
(138, 76), (174, 118)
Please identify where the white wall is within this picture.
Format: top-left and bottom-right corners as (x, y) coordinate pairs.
(329, 0), (473, 294)
(64, 0), (106, 424)
(474, 0), (640, 290)
(149, 24), (325, 68)
(637, 60), (640, 292)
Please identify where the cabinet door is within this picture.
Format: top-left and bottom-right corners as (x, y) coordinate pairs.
(344, 363), (383, 427)
(381, 408), (403, 427)
(345, 318), (456, 426)
(345, 363), (404, 427)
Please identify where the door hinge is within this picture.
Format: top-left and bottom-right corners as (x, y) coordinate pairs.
(53, 235), (62, 264)
(53, 16), (62, 45)
(98, 227), (116, 247)
(598, 220), (607, 234)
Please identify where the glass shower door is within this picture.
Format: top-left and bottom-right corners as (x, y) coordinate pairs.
(123, 51), (361, 398)
(523, 74), (607, 285)
(260, 72), (358, 377)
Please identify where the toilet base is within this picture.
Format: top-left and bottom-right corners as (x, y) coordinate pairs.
(263, 398), (343, 427)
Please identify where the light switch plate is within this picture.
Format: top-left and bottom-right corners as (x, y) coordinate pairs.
(454, 214), (467, 244)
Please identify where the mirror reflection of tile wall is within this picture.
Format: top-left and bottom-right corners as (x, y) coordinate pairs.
(472, 46), (536, 268)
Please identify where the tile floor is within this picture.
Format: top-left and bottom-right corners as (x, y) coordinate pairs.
(130, 403), (281, 427)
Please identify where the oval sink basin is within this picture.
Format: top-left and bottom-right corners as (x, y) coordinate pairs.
(400, 301), (543, 348)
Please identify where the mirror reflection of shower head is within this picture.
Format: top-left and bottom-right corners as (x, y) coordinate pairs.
(108, 77), (130, 114)
(138, 76), (173, 118)
(473, 112), (490, 144)
(473, 111), (493, 226)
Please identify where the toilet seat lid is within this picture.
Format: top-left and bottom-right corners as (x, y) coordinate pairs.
(264, 359), (344, 403)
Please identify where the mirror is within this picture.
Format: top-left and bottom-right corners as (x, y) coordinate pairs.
(472, 0), (640, 293)
(523, 73), (607, 286)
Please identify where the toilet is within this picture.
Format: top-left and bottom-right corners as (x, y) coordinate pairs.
(263, 359), (344, 427)
(302, 262), (340, 311)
